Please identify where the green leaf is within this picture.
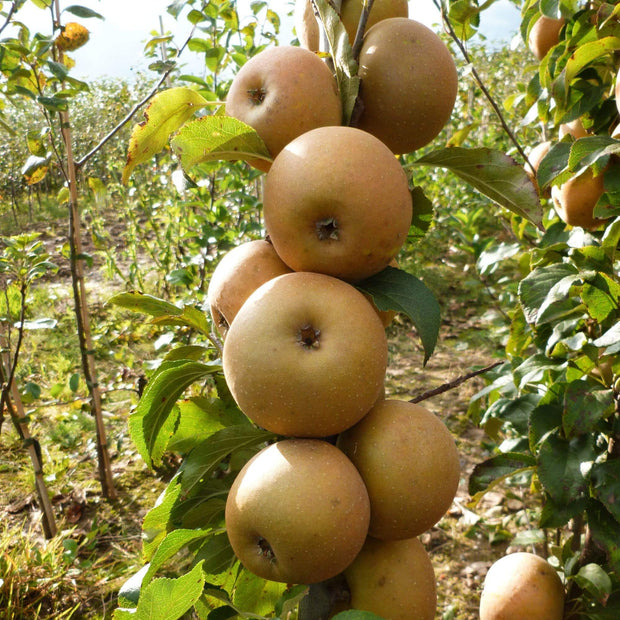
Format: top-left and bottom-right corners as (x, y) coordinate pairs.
(356, 266), (440, 364)
(591, 460), (620, 523)
(179, 425), (276, 496)
(193, 532), (236, 575)
(409, 186), (434, 238)
(574, 563), (613, 604)
(118, 564), (150, 608)
(468, 452), (536, 503)
(152, 305), (212, 336)
(143, 529), (212, 587)
(587, 501), (620, 574)
(518, 262), (580, 324)
(538, 433), (596, 504)
(562, 381), (613, 437)
(309, 0), (360, 125)
(581, 274), (620, 323)
(232, 570), (288, 617)
(129, 560), (205, 620)
(412, 147), (543, 229)
(170, 115), (271, 171)
(166, 396), (247, 454)
(63, 5), (104, 19)
(593, 322), (620, 355)
(142, 475), (183, 562)
(129, 360), (221, 468)
(122, 87), (209, 184)
(108, 291), (182, 318)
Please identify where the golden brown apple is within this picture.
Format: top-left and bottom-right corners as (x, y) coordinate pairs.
(206, 239), (292, 338)
(222, 271), (388, 437)
(551, 166), (609, 230)
(263, 125), (413, 282)
(294, 0), (408, 51)
(352, 17), (458, 154)
(225, 439), (370, 584)
(559, 117), (590, 140)
(528, 15), (565, 60)
(337, 399), (460, 539)
(225, 46), (342, 171)
(479, 552), (565, 620)
(343, 536), (437, 620)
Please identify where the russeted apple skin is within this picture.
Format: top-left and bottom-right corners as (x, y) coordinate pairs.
(222, 271), (388, 437)
(295, 0), (409, 51)
(225, 439), (371, 585)
(343, 536), (437, 620)
(337, 399), (460, 540)
(225, 45), (342, 171)
(615, 67), (620, 116)
(263, 125), (413, 282)
(551, 167), (608, 230)
(479, 552), (565, 620)
(528, 15), (565, 61)
(207, 239), (292, 338)
(353, 17), (458, 154)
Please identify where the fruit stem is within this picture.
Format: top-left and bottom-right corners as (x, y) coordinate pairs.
(351, 0), (376, 62)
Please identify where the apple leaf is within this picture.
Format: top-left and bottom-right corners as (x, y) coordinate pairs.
(356, 266), (440, 365)
(109, 291), (182, 318)
(129, 360), (222, 469)
(170, 115), (272, 171)
(412, 147), (544, 230)
(309, 0), (360, 125)
(122, 87), (209, 184)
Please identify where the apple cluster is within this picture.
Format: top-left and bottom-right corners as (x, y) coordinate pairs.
(206, 2), (462, 618)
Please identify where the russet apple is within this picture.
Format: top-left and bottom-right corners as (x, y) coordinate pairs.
(263, 125), (413, 282)
(528, 15), (565, 60)
(343, 536), (437, 620)
(206, 239), (292, 338)
(222, 271), (388, 437)
(352, 17), (458, 154)
(225, 438), (370, 584)
(337, 399), (460, 539)
(480, 552), (565, 620)
(294, 0), (408, 51)
(225, 45), (342, 171)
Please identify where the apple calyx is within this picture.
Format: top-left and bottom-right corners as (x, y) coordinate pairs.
(257, 536), (276, 563)
(315, 217), (339, 241)
(298, 324), (321, 349)
(247, 87), (267, 105)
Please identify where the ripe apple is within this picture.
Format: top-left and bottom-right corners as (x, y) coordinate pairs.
(206, 239), (292, 338)
(263, 125), (413, 282)
(343, 536), (437, 620)
(337, 399), (460, 539)
(294, 0), (408, 51)
(528, 15), (565, 60)
(616, 66), (619, 115)
(479, 552), (565, 620)
(551, 166), (608, 230)
(352, 17), (458, 154)
(559, 117), (590, 140)
(225, 438), (370, 584)
(222, 271), (388, 437)
(225, 45), (342, 171)
(524, 140), (552, 197)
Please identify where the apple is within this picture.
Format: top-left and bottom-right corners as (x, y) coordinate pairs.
(559, 117), (590, 140)
(352, 17), (458, 154)
(294, 0), (408, 51)
(263, 125), (413, 282)
(206, 239), (292, 338)
(337, 399), (460, 539)
(225, 438), (370, 584)
(616, 66), (620, 116)
(225, 45), (342, 171)
(343, 536), (437, 620)
(222, 271), (388, 437)
(479, 552), (565, 620)
(524, 140), (552, 197)
(528, 15), (565, 61)
(551, 166), (608, 230)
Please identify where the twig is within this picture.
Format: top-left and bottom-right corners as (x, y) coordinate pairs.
(351, 0), (375, 61)
(409, 360), (503, 403)
(433, 0), (533, 170)
(0, 1), (17, 37)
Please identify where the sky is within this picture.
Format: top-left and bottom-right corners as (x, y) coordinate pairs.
(7, 0), (521, 81)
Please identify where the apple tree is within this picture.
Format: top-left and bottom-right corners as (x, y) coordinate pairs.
(110, 0), (618, 619)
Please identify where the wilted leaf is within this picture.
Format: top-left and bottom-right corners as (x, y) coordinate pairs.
(122, 87), (208, 184)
